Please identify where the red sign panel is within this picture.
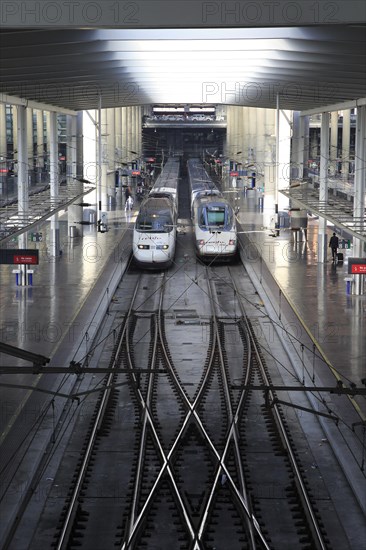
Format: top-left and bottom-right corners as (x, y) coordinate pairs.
(14, 255), (38, 265)
(351, 264), (366, 274)
(348, 258), (366, 275)
(131, 170), (140, 176)
(230, 171), (239, 176)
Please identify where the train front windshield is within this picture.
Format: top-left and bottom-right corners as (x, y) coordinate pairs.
(136, 211), (173, 233)
(199, 206), (233, 229)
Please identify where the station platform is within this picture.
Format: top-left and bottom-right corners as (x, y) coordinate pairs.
(235, 187), (365, 395)
(234, 186), (366, 514)
(0, 196), (134, 439)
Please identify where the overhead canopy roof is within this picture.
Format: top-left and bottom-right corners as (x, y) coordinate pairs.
(0, 24), (366, 112)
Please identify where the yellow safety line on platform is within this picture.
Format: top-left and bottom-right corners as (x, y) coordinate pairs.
(272, 275), (366, 423)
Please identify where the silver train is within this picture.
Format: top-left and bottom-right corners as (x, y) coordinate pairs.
(187, 158), (238, 262)
(132, 157), (180, 268)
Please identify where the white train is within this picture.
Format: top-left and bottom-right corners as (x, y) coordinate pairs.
(187, 158), (238, 262)
(132, 157), (180, 268)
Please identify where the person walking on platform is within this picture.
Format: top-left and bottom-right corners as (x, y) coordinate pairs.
(329, 232), (339, 262)
(125, 185), (132, 201)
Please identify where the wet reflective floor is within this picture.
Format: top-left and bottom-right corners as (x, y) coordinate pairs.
(236, 188), (366, 401)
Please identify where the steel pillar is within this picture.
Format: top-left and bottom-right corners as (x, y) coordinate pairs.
(353, 105), (366, 295)
(17, 105), (28, 284)
(318, 111), (330, 263)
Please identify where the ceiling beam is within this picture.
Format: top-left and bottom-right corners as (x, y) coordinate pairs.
(0, 93), (78, 115)
(301, 97), (366, 116)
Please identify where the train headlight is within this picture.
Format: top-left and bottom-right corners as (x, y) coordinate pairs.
(138, 244), (150, 250)
(229, 239), (236, 246)
(156, 244), (169, 250)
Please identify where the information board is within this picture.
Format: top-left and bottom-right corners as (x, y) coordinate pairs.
(0, 249), (39, 265)
(348, 258), (366, 275)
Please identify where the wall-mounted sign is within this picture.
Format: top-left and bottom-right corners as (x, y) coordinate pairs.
(0, 249), (39, 265)
(348, 258), (366, 274)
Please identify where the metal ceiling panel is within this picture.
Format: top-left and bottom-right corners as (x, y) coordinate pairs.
(0, 25), (365, 111)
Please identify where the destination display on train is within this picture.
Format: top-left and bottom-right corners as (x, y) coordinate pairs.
(0, 249), (39, 265)
(348, 258), (366, 274)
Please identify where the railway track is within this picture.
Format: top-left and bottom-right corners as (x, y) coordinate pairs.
(4, 260), (359, 549)
(207, 268), (329, 549)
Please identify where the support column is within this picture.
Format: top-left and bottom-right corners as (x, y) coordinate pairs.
(264, 108), (275, 193)
(67, 114), (82, 239)
(115, 108), (123, 204)
(291, 111), (304, 180)
(115, 107), (122, 161)
(330, 111), (338, 176)
(17, 105), (28, 285)
(49, 112), (58, 198)
(224, 105), (231, 159)
(137, 106), (142, 158)
(12, 105), (18, 157)
(241, 107), (248, 167)
(127, 107), (133, 188)
(248, 108), (256, 163)
(67, 115), (77, 179)
(17, 106), (28, 221)
(342, 109), (351, 181)
(128, 107), (133, 157)
(318, 111), (330, 263)
(302, 115), (310, 177)
(107, 107), (116, 207)
(242, 107), (250, 162)
(255, 108), (265, 187)
(0, 103), (6, 195)
(233, 106), (240, 163)
(309, 130), (318, 160)
(26, 108), (33, 186)
(353, 105), (366, 295)
(122, 107), (128, 163)
(36, 110), (45, 182)
(236, 106), (244, 169)
(133, 106), (139, 157)
(101, 108), (108, 211)
(49, 111), (60, 258)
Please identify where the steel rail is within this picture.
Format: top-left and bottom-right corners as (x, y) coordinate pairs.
(55, 277), (141, 550)
(229, 268), (328, 550)
(126, 308), (159, 539)
(158, 278), (270, 549)
(199, 271), (257, 549)
(122, 276), (197, 549)
(123, 271), (270, 549)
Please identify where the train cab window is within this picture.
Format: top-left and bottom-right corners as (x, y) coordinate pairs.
(136, 212), (173, 233)
(207, 209), (225, 226)
(199, 206), (226, 228)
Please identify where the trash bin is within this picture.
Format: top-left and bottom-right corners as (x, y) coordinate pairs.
(69, 225), (77, 238)
(27, 270), (34, 286)
(279, 211), (290, 228)
(344, 277), (353, 295)
(12, 269), (21, 286)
